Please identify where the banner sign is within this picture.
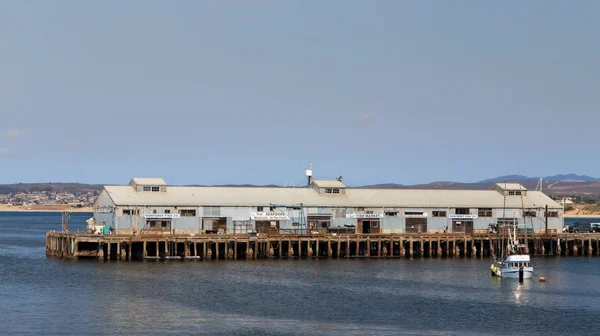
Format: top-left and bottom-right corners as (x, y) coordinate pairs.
(251, 212), (290, 220)
(96, 206), (113, 213)
(145, 214), (180, 219)
(448, 214), (478, 219)
(346, 213), (384, 219)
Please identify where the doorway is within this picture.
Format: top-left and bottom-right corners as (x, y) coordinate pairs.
(405, 218), (427, 233)
(359, 220), (380, 234)
(452, 220), (473, 234)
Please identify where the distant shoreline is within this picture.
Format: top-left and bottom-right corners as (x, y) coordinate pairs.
(564, 214), (600, 219)
(0, 207), (93, 213)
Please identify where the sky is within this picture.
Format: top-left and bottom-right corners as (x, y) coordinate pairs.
(1, 1), (599, 186)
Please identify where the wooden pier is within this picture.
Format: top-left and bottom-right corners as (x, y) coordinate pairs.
(46, 231), (600, 261)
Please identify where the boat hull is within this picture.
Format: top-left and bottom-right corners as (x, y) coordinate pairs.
(498, 268), (533, 279)
(491, 262), (534, 279)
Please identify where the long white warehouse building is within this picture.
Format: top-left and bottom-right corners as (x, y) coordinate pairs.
(92, 176), (564, 235)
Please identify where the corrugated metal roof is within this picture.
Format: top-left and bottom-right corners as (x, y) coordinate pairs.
(494, 183), (527, 191)
(130, 177), (167, 186)
(104, 185), (561, 209)
(312, 180), (346, 188)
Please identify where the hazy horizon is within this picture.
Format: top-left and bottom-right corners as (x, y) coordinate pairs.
(2, 1), (599, 186)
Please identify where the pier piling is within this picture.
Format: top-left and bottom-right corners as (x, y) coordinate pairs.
(45, 231), (600, 261)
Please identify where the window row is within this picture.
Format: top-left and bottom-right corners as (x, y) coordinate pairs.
(508, 262), (530, 268)
(142, 186), (161, 192)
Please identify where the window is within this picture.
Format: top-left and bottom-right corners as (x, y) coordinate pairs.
(179, 209), (196, 217)
(405, 211), (424, 215)
(143, 186), (151, 192)
(548, 211), (559, 218)
(498, 218), (517, 226)
(478, 208), (492, 217)
(151, 186), (160, 192)
(385, 211), (398, 216)
(325, 188), (332, 194)
(524, 210), (536, 217)
(164, 209), (171, 214)
(515, 191), (522, 196)
(356, 207), (365, 212)
(455, 208), (470, 215)
(366, 210), (374, 214)
(372, 221), (379, 227)
(432, 211), (447, 217)
(123, 209), (139, 215)
(161, 221), (168, 227)
(257, 206), (264, 212)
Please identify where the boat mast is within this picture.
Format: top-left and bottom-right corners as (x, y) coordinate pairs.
(518, 173), (528, 251)
(501, 174), (507, 260)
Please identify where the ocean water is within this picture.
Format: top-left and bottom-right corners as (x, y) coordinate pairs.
(1, 212), (600, 336)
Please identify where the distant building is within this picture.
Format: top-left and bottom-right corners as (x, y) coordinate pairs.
(93, 176), (564, 235)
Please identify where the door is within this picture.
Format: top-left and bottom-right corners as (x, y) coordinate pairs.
(465, 220), (473, 234)
(452, 220), (473, 234)
(406, 218), (427, 233)
(363, 220), (371, 234)
(203, 218), (213, 233)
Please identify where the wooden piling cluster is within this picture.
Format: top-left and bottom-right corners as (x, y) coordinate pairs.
(46, 231), (600, 261)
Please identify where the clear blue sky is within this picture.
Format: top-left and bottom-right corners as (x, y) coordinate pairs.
(1, 1), (599, 186)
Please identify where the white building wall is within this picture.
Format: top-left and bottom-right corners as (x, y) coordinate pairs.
(93, 190), (115, 228)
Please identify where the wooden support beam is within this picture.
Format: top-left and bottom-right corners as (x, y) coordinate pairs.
(344, 238), (348, 257)
(128, 241), (133, 261)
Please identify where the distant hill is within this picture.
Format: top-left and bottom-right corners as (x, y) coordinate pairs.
(479, 174), (599, 183)
(0, 183), (103, 195)
(3, 174), (600, 197)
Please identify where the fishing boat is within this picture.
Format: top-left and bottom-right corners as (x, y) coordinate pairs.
(490, 224), (533, 279)
(490, 177), (534, 280)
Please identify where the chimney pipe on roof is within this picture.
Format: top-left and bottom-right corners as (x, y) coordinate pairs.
(305, 161), (313, 186)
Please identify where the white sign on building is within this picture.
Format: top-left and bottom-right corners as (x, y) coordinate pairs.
(144, 214), (181, 219)
(251, 212), (291, 220)
(448, 214), (478, 219)
(346, 213), (384, 219)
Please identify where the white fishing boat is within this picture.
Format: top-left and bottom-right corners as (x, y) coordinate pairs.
(490, 225), (533, 279)
(490, 177), (534, 280)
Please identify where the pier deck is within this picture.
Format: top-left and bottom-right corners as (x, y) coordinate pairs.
(46, 231), (600, 261)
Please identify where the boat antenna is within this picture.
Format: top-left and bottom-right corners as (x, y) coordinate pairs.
(501, 173), (507, 260)
(518, 173), (527, 250)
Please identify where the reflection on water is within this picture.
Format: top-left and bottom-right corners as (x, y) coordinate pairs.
(1, 212), (600, 336)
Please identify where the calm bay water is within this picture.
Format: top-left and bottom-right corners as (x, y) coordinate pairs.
(1, 212), (600, 335)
